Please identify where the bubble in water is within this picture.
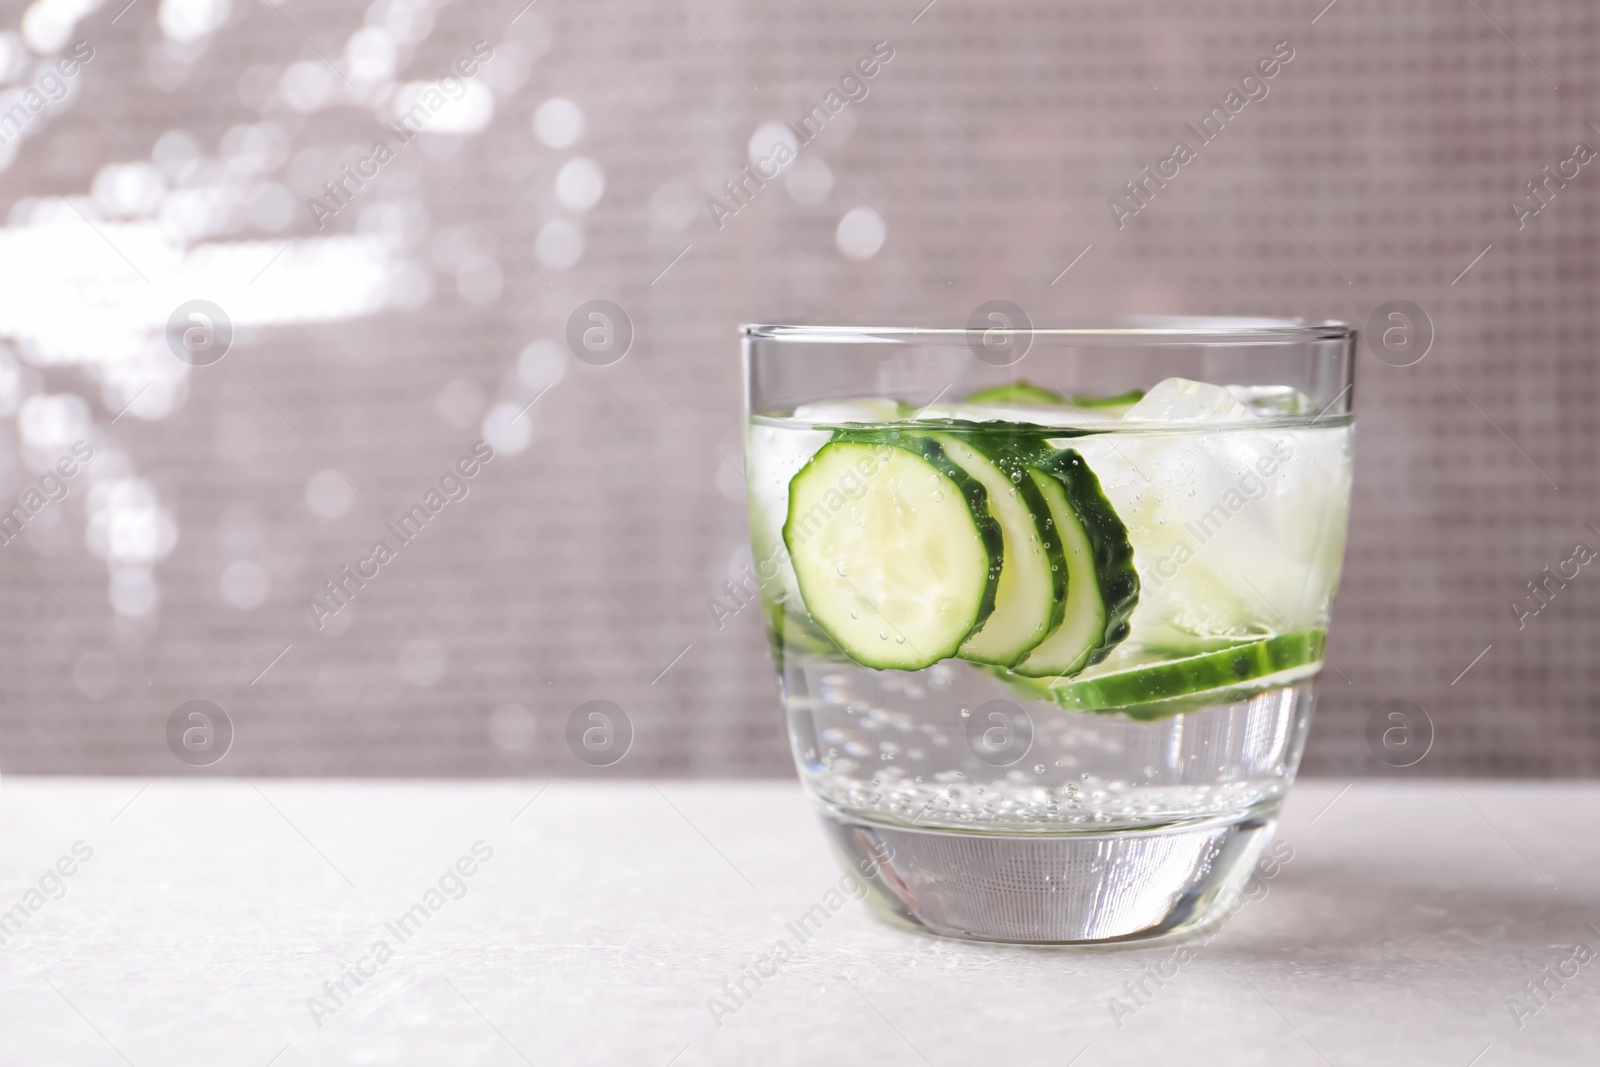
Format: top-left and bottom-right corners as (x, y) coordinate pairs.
(1010, 470), (1023, 483)
(958, 708), (971, 718)
(931, 491), (943, 502)
(850, 609), (860, 619)
(895, 634), (906, 643)
(1033, 764), (1046, 774)
(879, 630), (889, 640)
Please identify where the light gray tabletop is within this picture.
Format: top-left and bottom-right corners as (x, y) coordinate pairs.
(0, 778), (1594, 1066)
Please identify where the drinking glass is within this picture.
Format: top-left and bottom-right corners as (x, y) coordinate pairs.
(742, 318), (1355, 944)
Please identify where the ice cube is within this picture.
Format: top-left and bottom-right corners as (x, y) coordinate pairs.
(744, 421), (830, 604)
(1123, 378), (1251, 423)
(1070, 391), (1350, 642)
(794, 397), (904, 424)
(1101, 420), (1352, 642)
(1225, 384), (1313, 417)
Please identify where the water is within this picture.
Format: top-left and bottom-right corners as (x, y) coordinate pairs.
(790, 664), (1315, 832)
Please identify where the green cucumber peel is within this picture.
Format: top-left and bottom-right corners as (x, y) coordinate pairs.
(1037, 630), (1328, 718)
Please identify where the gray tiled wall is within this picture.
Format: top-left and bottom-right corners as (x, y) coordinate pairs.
(0, 0), (1594, 776)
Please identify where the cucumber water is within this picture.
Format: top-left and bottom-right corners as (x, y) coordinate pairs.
(745, 376), (1352, 832)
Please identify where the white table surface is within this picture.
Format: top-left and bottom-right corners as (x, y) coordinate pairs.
(0, 778), (1595, 1066)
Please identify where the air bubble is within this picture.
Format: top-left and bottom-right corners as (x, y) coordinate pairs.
(931, 491), (943, 502)
(895, 634), (906, 644)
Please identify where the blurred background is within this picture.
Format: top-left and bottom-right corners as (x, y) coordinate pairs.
(0, 0), (1593, 777)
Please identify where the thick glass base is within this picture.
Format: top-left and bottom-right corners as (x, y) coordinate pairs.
(821, 805), (1277, 945)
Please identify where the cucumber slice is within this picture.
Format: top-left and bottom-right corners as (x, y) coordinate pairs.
(963, 383), (1146, 412)
(1108, 663), (1325, 721)
(1046, 630), (1326, 713)
(783, 437), (1002, 670)
(1011, 447), (1140, 678)
(1070, 388), (1145, 412)
(923, 432), (1066, 666)
(911, 411), (1096, 438)
(965, 381), (1069, 406)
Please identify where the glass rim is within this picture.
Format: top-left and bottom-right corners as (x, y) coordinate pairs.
(741, 317), (1355, 346)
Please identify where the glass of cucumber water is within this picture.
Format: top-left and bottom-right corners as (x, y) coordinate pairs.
(742, 319), (1356, 944)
